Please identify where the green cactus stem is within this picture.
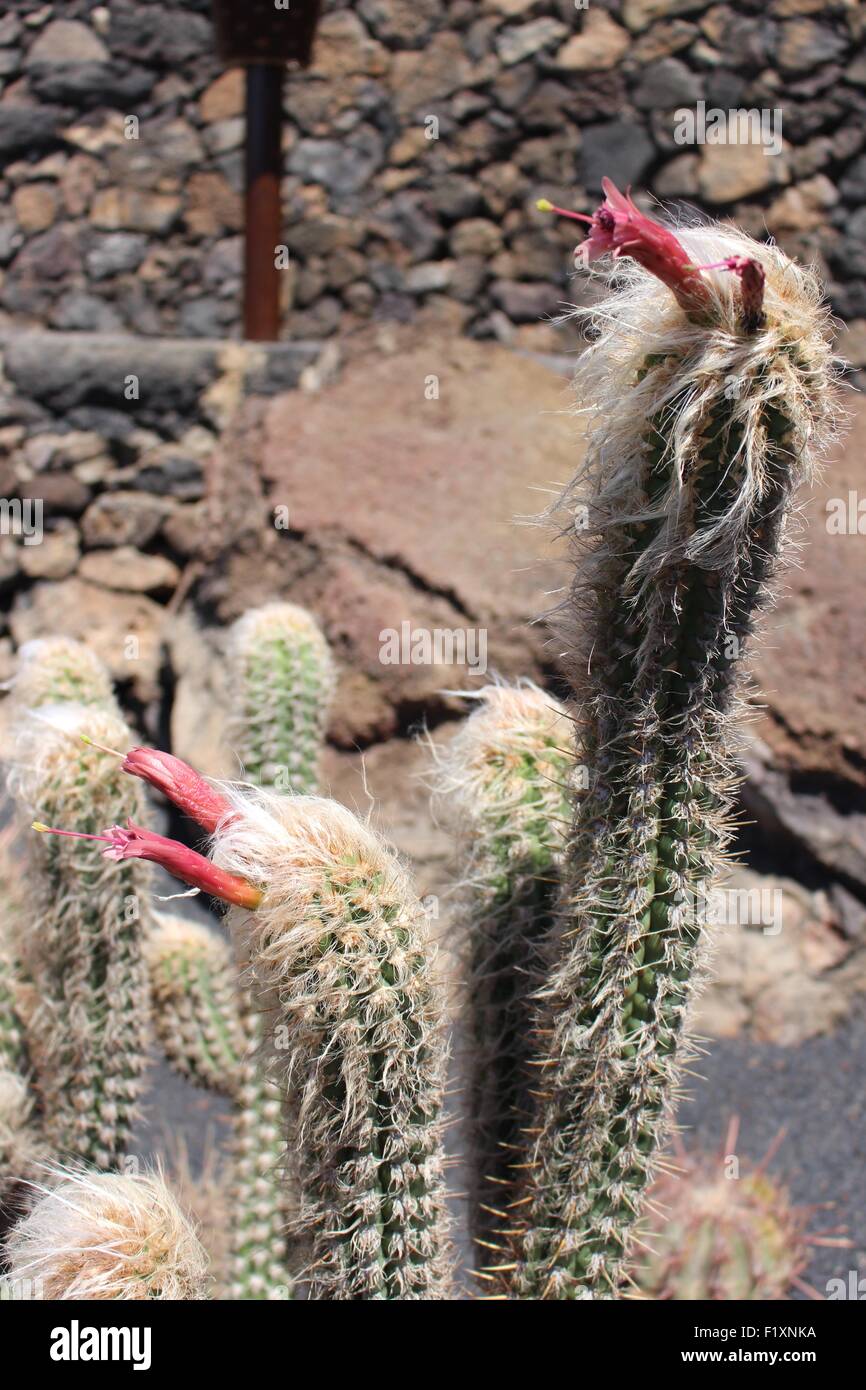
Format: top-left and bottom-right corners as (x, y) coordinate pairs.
(211, 792), (454, 1299)
(145, 914), (246, 1097)
(144, 912), (289, 1300)
(227, 603), (335, 795)
(8, 707), (151, 1170)
(10, 637), (120, 714)
(513, 191), (836, 1298)
(434, 684), (573, 1266)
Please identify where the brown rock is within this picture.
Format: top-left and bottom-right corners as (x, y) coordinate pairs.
(693, 868), (864, 1045)
(252, 334), (576, 747)
(765, 175), (837, 232)
(555, 11), (630, 71)
(697, 143), (788, 203)
(78, 546), (180, 594)
(165, 610), (234, 779)
(80, 491), (171, 549)
(390, 33), (473, 118)
(12, 182), (57, 232)
(199, 69), (244, 123)
(749, 393), (866, 790)
(30, 473), (91, 516)
(10, 577), (164, 702)
(59, 153), (100, 217)
(622, 0), (708, 30)
(310, 10), (389, 80)
(18, 521), (79, 581)
(777, 18), (849, 73)
(838, 320), (866, 370)
(183, 173), (242, 238)
(91, 187), (180, 234)
(449, 218), (504, 257)
(27, 18), (108, 64)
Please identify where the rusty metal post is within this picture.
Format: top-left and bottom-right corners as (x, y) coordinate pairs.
(244, 65), (284, 341)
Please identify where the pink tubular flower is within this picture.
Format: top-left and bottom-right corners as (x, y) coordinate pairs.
(32, 819), (262, 910)
(538, 178), (711, 314)
(700, 254), (766, 331)
(120, 747), (235, 834)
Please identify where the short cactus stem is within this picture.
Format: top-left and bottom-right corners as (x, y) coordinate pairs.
(512, 189), (837, 1298)
(144, 915), (246, 1097)
(212, 793), (454, 1299)
(435, 684), (573, 1261)
(227, 603), (335, 795)
(8, 707), (152, 1170)
(631, 1125), (816, 1301)
(144, 913), (290, 1300)
(8, 637), (119, 714)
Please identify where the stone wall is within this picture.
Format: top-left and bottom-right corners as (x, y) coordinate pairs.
(0, 0), (864, 358)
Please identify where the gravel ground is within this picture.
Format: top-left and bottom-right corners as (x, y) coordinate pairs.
(679, 1023), (866, 1299)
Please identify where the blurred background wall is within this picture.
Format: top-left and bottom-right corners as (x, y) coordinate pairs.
(0, 0), (863, 364)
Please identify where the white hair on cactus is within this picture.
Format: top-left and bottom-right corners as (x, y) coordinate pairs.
(3, 1167), (209, 1300)
(209, 787), (453, 1299)
(0, 1068), (44, 1191)
(8, 637), (116, 712)
(560, 217), (839, 594)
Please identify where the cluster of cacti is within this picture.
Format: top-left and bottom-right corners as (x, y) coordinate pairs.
(0, 183), (837, 1299)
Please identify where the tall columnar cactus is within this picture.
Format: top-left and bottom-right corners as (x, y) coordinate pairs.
(7, 706), (151, 1170)
(2, 1169), (209, 1300)
(144, 914), (289, 1300)
(434, 684), (573, 1259)
(227, 603), (335, 794)
(212, 794), (453, 1299)
(511, 183), (836, 1298)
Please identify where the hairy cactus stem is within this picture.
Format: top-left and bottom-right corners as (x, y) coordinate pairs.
(434, 684), (574, 1259)
(8, 707), (153, 1170)
(227, 603), (335, 795)
(514, 181), (837, 1298)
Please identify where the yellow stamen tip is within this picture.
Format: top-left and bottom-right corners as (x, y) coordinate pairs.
(31, 822), (50, 833)
(536, 198), (554, 213)
(80, 733), (123, 757)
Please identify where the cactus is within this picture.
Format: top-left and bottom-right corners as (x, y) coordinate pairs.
(145, 913), (289, 1299)
(630, 1126), (812, 1301)
(144, 914), (246, 1098)
(227, 603), (335, 794)
(212, 793), (453, 1299)
(0, 182), (840, 1302)
(511, 184), (836, 1297)
(8, 637), (119, 715)
(0, 951), (42, 1201)
(2, 1168), (208, 1300)
(434, 684), (573, 1258)
(7, 706), (151, 1170)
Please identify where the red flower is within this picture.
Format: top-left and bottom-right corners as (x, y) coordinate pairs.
(121, 747), (235, 834)
(32, 819), (262, 910)
(538, 179), (767, 329)
(538, 178), (710, 313)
